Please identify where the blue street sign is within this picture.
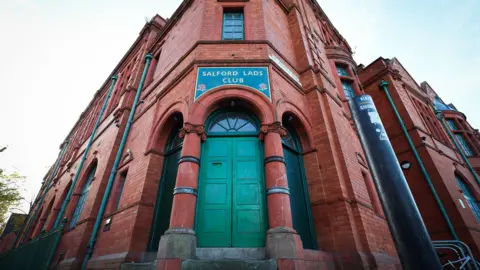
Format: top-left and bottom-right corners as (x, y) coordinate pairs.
(194, 67), (271, 101)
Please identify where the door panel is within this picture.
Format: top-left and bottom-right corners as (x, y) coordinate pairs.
(232, 138), (266, 247)
(283, 147), (314, 249)
(148, 148), (181, 252)
(197, 137), (266, 247)
(197, 139), (232, 247)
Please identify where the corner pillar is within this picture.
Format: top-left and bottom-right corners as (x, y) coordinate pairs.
(157, 123), (205, 264)
(260, 122), (304, 261)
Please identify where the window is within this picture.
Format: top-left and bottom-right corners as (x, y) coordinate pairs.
(282, 127), (300, 151)
(455, 134), (474, 157)
(456, 175), (480, 222)
(222, 10), (244, 40)
(208, 111), (257, 134)
(341, 80), (355, 100)
(115, 172), (127, 210)
(446, 119), (458, 130)
(336, 66), (349, 77)
(69, 164), (96, 229)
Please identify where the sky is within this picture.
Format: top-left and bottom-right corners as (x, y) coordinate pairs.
(0, 0), (479, 213)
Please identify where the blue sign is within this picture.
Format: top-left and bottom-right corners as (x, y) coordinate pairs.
(194, 67), (271, 101)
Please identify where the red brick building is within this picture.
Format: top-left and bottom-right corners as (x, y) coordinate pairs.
(15, 1), (477, 269)
(358, 57), (480, 259)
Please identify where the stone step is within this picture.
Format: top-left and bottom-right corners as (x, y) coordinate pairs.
(120, 262), (156, 270)
(182, 259), (277, 270)
(196, 248), (266, 260)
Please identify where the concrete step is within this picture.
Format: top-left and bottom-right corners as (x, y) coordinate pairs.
(196, 248), (266, 260)
(120, 262), (156, 270)
(182, 259), (277, 270)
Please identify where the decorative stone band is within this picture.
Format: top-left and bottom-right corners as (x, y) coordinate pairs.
(179, 122), (206, 140)
(173, 186), (198, 196)
(164, 227), (196, 235)
(259, 121), (287, 140)
(264, 156), (286, 165)
(266, 186), (290, 196)
(178, 156), (200, 166)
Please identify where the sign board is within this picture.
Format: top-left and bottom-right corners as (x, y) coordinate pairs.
(194, 67), (271, 101)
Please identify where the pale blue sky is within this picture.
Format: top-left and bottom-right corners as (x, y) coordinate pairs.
(0, 0), (478, 212)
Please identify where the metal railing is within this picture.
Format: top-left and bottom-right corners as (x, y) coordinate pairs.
(434, 240), (479, 270)
(0, 218), (67, 270)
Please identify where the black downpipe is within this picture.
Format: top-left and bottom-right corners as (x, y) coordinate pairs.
(350, 93), (442, 269)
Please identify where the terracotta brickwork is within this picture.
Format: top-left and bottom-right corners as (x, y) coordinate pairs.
(359, 57), (480, 259)
(18, 1), (402, 269)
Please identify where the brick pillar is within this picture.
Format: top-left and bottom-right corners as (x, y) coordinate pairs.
(157, 123), (205, 269)
(260, 122), (304, 263)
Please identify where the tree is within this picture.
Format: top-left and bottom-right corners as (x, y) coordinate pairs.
(0, 169), (24, 232)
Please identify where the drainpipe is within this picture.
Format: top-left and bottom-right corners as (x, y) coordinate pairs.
(436, 113), (480, 186)
(53, 76), (118, 228)
(379, 80), (459, 240)
(17, 140), (70, 246)
(80, 54), (153, 270)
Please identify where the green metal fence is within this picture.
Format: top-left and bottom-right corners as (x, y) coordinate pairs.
(0, 218), (66, 270)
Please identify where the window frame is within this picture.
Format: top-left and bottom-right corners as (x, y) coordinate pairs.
(335, 64), (356, 100)
(69, 164), (97, 229)
(222, 9), (245, 41)
(456, 174), (480, 223)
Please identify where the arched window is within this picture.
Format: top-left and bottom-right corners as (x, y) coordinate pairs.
(69, 164), (97, 229)
(456, 174), (480, 222)
(148, 120), (184, 252)
(281, 118), (317, 249)
(207, 111), (258, 134)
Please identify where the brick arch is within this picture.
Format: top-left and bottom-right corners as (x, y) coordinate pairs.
(50, 180), (72, 229)
(188, 86), (275, 125)
(145, 100), (187, 155)
(277, 100), (315, 151)
(36, 195), (56, 234)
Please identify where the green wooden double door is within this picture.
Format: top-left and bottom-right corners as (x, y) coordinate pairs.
(196, 137), (267, 247)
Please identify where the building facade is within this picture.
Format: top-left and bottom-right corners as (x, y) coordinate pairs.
(358, 57), (480, 259)
(17, 0), (480, 269)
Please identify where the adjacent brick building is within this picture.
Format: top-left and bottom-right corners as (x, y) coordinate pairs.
(9, 1), (479, 270)
(358, 57), (480, 259)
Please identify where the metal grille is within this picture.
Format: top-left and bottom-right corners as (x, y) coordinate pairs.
(0, 219), (66, 270)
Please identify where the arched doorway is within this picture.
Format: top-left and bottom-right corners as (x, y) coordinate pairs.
(147, 118), (184, 252)
(196, 109), (267, 247)
(282, 115), (317, 249)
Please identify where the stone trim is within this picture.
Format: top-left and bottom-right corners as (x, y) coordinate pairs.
(165, 227), (196, 235)
(266, 186), (290, 196)
(264, 156), (286, 165)
(179, 122), (206, 140)
(178, 156), (200, 166)
(259, 122), (287, 140)
(173, 186), (198, 196)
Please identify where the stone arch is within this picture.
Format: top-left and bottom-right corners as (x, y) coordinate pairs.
(189, 86), (275, 125)
(277, 100), (315, 152)
(146, 100), (187, 155)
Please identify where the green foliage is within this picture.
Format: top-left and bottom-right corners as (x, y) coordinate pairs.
(0, 169), (25, 232)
